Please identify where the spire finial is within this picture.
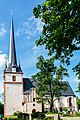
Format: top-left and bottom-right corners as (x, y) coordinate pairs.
(11, 10), (13, 17)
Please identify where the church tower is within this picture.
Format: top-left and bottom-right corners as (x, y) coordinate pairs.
(4, 15), (23, 115)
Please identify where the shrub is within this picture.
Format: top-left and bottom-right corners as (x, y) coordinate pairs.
(63, 107), (68, 112)
(76, 112), (80, 116)
(32, 112), (45, 119)
(2, 116), (7, 120)
(2, 116), (18, 120)
(13, 112), (17, 116)
(46, 111), (54, 114)
(13, 111), (29, 120)
(8, 116), (18, 120)
(44, 117), (54, 120)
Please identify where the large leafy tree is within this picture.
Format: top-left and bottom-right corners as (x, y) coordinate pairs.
(33, 0), (80, 94)
(32, 55), (68, 112)
(33, 0), (80, 67)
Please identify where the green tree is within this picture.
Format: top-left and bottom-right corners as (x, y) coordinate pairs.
(32, 55), (68, 112)
(33, 0), (80, 69)
(77, 98), (80, 109)
(33, 0), (80, 93)
(0, 102), (4, 114)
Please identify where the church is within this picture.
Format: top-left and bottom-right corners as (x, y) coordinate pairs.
(4, 16), (77, 116)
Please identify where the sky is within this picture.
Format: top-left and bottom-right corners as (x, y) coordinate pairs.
(0, 0), (80, 98)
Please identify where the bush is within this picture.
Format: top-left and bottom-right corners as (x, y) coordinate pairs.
(76, 112), (80, 116)
(32, 112), (45, 119)
(2, 116), (18, 120)
(46, 111), (54, 114)
(2, 116), (7, 120)
(8, 116), (18, 120)
(13, 111), (29, 120)
(45, 117), (54, 120)
(63, 107), (68, 112)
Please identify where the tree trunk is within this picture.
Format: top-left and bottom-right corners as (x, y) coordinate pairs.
(42, 101), (44, 112)
(41, 98), (44, 112)
(49, 81), (53, 112)
(50, 97), (53, 112)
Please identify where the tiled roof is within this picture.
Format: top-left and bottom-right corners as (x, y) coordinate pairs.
(23, 78), (35, 95)
(23, 78), (75, 96)
(61, 81), (75, 96)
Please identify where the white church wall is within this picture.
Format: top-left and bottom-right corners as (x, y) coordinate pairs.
(74, 97), (78, 111)
(43, 96), (77, 112)
(27, 102), (42, 113)
(5, 83), (23, 115)
(23, 88), (42, 113)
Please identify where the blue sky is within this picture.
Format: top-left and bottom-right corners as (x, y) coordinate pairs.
(0, 0), (80, 98)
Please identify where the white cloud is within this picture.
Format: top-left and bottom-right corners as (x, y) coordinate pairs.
(0, 23), (7, 37)
(0, 52), (7, 70)
(73, 77), (79, 83)
(32, 45), (41, 54)
(0, 51), (7, 94)
(69, 77), (79, 84)
(16, 16), (44, 38)
(0, 81), (3, 93)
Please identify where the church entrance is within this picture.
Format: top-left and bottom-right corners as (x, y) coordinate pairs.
(32, 109), (36, 113)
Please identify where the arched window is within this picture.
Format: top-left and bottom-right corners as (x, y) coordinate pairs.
(69, 97), (72, 107)
(12, 76), (16, 81)
(32, 109), (36, 113)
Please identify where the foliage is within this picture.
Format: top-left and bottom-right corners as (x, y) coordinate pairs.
(32, 55), (68, 111)
(73, 63), (80, 80)
(63, 107), (68, 112)
(77, 99), (80, 105)
(33, 0), (80, 65)
(33, 0), (80, 91)
(0, 102), (4, 115)
(2, 116), (18, 120)
(76, 112), (80, 116)
(77, 98), (80, 109)
(62, 112), (80, 117)
(45, 117), (54, 120)
(13, 111), (28, 120)
(46, 111), (54, 114)
(76, 83), (80, 93)
(32, 112), (45, 119)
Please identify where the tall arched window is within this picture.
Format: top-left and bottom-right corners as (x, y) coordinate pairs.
(69, 97), (72, 107)
(12, 76), (16, 81)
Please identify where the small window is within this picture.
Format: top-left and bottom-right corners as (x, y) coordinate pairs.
(22, 102), (24, 106)
(33, 104), (35, 106)
(12, 76), (16, 81)
(33, 98), (35, 102)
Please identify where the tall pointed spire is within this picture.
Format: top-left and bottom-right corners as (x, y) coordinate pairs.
(5, 13), (22, 72)
(9, 12), (17, 67)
